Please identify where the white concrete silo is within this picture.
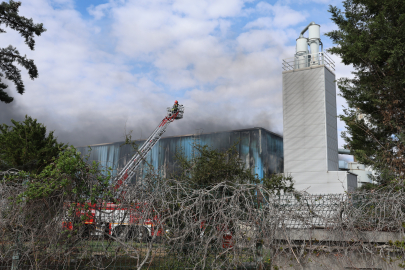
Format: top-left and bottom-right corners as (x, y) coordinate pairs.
(282, 22), (357, 194)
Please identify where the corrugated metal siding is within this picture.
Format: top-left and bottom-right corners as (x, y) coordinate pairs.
(283, 67), (330, 175)
(76, 127), (283, 183)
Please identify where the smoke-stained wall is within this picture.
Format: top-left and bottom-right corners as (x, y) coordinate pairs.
(76, 127), (283, 182)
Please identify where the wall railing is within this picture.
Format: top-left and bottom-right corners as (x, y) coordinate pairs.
(282, 52), (335, 72)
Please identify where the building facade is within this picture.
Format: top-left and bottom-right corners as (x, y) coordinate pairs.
(76, 127), (284, 183)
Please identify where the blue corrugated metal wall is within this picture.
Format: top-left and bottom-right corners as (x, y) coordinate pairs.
(76, 127), (283, 182)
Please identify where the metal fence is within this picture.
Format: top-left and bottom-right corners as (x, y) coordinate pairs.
(282, 52), (335, 72)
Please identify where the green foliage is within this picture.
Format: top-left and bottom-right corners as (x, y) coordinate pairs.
(3, 146), (113, 240)
(174, 143), (257, 187)
(388, 238), (405, 267)
(262, 173), (294, 196)
(173, 143), (294, 193)
(389, 239), (405, 250)
(0, 117), (111, 236)
(0, 115), (66, 174)
(120, 127), (139, 151)
(325, 0), (405, 187)
(0, 1), (46, 103)
(15, 146), (112, 204)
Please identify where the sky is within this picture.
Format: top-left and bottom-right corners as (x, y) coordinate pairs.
(0, 0), (354, 161)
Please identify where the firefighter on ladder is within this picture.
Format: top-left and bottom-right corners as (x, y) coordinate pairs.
(172, 100), (179, 114)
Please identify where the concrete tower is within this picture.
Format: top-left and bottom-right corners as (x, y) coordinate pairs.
(282, 22), (357, 194)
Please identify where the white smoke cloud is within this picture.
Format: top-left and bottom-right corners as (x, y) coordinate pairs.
(0, 0), (351, 150)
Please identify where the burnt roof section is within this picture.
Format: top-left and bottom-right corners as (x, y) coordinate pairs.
(76, 127), (283, 148)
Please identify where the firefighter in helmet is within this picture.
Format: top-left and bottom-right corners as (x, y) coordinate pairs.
(172, 100), (179, 113)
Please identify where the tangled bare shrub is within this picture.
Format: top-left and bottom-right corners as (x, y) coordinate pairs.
(1, 168), (405, 269)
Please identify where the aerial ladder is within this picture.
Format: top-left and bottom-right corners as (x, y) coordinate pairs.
(63, 103), (184, 239)
(113, 103), (184, 197)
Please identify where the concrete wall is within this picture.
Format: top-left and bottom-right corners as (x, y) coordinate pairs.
(268, 229), (404, 270)
(270, 250), (403, 270)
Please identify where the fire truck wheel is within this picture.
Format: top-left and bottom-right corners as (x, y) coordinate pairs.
(131, 226), (149, 243)
(112, 226), (129, 241)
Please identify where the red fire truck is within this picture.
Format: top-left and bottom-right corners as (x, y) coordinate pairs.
(63, 202), (164, 241)
(63, 104), (184, 241)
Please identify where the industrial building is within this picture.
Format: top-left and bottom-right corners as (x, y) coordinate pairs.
(77, 21), (375, 194)
(76, 127), (284, 183)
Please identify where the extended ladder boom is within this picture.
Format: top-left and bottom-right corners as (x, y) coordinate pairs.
(113, 105), (184, 196)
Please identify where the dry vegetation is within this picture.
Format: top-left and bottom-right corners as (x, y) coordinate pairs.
(1, 169), (405, 270)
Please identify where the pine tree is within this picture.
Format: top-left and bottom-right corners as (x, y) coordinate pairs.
(325, 0), (405, 186)
(0, 116), (66, 174)
(0, 0), (46, 103)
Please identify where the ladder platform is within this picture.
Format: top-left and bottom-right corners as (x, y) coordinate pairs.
(166, 105), (184, 120)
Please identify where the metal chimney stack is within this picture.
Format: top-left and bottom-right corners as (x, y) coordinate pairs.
(295, 36), (308, 69)
(294, 22), (323, 68)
